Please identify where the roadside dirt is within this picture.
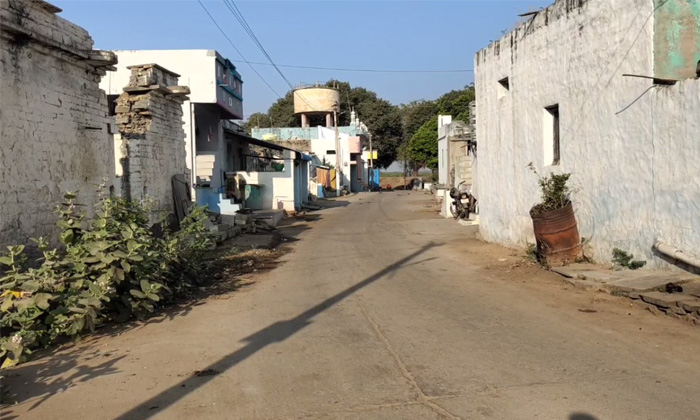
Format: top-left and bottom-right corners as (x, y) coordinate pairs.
(442, 235), (700, 363)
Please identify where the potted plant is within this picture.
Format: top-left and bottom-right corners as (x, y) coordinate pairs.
(527, 163), (582, 265)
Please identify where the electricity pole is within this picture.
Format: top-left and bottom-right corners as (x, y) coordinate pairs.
(368, 132), (373, 190)
(333, 103), (341, 197)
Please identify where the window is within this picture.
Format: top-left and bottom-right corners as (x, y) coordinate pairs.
(107, 94), (119, 116)
(326, 150), (336, 155)
(217, 65), (222, 78)
(498, 77), (510, 99)
(543, 104), (560, 166)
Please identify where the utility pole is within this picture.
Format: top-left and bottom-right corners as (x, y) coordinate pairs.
(333, 103), (341, 197)
(368, 132), (374, 190)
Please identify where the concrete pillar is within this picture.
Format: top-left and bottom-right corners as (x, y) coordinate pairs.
(326, 113), (333, 127)
(301, 113), (309, 128)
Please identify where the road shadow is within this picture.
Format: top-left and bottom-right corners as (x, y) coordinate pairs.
(111, 242), (441, 420)
(1, 347), (125, 411)
(570, 413), (600, 420)
(314, 198), (351, 208)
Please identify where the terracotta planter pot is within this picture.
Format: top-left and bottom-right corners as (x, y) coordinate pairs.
(531, 202), (582, 265)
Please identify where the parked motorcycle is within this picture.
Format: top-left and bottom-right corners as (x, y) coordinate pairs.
(449, 182), (477, 220)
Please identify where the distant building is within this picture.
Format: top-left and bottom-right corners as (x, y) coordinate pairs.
(475, 0), (700, 267)
(251, 84), (372, 194)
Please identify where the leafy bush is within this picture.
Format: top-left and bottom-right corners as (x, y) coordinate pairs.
(612, 248), (646, 270)
(528, 163), (572, 216)
(0, 192), (211, 368)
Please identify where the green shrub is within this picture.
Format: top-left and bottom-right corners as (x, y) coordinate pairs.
(612, 248), (646, 270)
(0, 191), (212, 368)
(527, 163), (572, 216)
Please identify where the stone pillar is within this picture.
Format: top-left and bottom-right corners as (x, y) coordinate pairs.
(326, 113), (333, 127)
(301, 113), (309, 128)
(115, 64), (190, 220)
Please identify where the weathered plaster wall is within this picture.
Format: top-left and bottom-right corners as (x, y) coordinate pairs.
(0, 0), (115, 248)
(114, 64), (189, 219)
(475, 0), (700, 268)
(654, 0), (700, 79)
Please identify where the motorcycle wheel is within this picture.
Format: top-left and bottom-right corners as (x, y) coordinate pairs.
(450, 202), (460, 219)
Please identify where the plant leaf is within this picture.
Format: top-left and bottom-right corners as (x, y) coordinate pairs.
(19, 280), (41, 292)
(146, 293), (160, 302)
(140, 280), (150, 292)
(34, 293), (52, 310)
(129, 289), (146, 299)
(1, 295), (14, 312)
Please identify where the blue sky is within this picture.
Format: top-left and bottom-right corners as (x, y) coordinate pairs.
(55, 0), (550, 118)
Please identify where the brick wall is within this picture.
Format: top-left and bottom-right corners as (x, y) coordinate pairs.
(0, 0), (116, 249)
(114, 64), (189, 220)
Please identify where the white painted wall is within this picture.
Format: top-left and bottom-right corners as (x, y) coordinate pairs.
(0, 2), (115, 249)
(102, 50), (218, 103)
(475, 0), (700, 268)
(237, 150), (297, 211)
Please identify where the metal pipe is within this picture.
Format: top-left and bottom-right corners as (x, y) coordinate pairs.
(654, 241), (700, 270)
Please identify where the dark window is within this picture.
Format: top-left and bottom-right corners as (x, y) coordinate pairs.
(326, 150), (336, 155)
(107, 94), (119, 116)
(545, 104), (560, 165)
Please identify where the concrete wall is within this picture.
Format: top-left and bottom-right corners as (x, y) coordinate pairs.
(0, 0), (116, 248)
(237, 150), (296, 211)
(103, 50), (218, 104)
(475, 0), (700, 267)
(438, 118), (472, 188)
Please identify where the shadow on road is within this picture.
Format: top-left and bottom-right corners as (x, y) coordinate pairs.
(1, 348), (125, 411)
(112, 241), (441, 420)
(570, 413), (600, 420)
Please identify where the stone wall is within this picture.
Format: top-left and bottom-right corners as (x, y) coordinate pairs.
(114, 64), (189, 219)
(475, 0), (700, 268)
(0, 0), (116, 248)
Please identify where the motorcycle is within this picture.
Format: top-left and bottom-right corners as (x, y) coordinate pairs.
(449, 181), (477, 220)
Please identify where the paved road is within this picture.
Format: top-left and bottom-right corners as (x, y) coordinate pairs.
(4, 192), (700, 420)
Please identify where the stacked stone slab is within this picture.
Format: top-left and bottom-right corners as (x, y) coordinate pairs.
(114, 64), (190, 221)
(0, 0), (117, 249)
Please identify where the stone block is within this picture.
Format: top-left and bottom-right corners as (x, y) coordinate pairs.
(677, 298), (700, 313)
(607, 273), (695, 293)
(639, 292), (688, 309)
(667, 305), (688, 316)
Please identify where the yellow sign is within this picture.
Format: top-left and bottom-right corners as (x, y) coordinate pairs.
(367, 151), (378, 159)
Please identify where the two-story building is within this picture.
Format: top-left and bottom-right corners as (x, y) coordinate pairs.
(101, 49), (244, 210)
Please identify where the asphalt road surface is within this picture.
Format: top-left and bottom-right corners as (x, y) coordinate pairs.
(3, 192), (700, 420)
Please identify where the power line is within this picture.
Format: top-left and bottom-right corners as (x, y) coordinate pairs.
(229, 61), (474, 74)
(197, 0), (282, 98)
(223, 0), (318, 111)
(223, 0), (295, 89)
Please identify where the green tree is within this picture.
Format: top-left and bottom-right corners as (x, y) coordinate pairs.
(400, 100), (439, 142)
(436, 84), (475, 121)
(244, 112), (272, 133)
(407, 116), (439, 173)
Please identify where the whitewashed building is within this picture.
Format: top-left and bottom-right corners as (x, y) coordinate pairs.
(475, 0), (700, 267)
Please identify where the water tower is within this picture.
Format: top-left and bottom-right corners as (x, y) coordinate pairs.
(293, 83), (341, 128)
